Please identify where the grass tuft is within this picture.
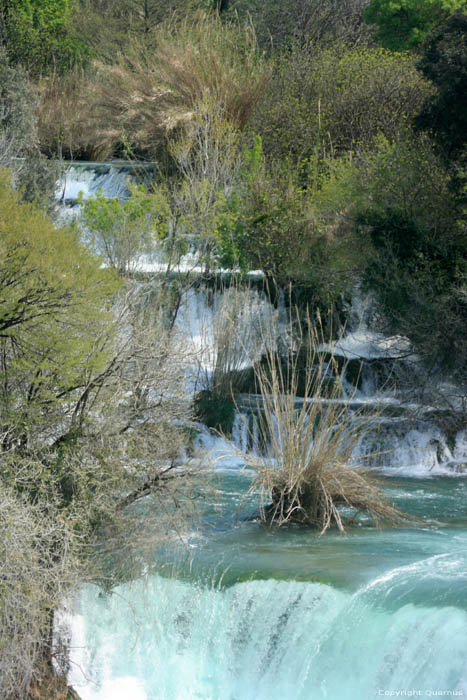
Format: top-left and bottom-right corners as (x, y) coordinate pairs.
(239, 313), (410, 533)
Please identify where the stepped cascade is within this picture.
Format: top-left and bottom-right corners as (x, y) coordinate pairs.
(54, 164), (467, 700)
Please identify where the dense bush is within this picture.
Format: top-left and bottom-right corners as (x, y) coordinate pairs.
(216, 137), (354, 310)
(227, 0), (372, 50)
(315, 134), (467, 374)
(364, 0), (467, 51)
(416, 12), (467, 164)
(0, 0), (88, 75)
(251, 44), (431, 163)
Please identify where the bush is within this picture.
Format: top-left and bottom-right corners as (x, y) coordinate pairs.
(252, 44), (431, 163)
(194, 390), (236, 436)
(364, 0), (467, 52)
(216, 137), (351, 311)
(80, 186), (169, 275)
(0, 0), (89, 75)
(227, 0), (372, 51)
(315, 134), (467, 375)
(0, 485), (77, 699)
(416, 12), (467, 165)
(37, 66), (106, 160)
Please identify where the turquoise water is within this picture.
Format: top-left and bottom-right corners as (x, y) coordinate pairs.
(68, 474), (467, 700)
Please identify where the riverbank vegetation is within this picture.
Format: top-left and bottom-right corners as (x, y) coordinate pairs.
(1, 0), (467, 696)
(0, 173), (204, 695)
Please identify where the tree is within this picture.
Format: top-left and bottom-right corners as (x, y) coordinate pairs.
(227, 0), (372, 51)
(0, 0), (88, 74)
(416, 12), (467, 164)
(0, 171), (203, 696)
(364, 0), (467, 51)
(215, 136), (362, 314)
(216, 138), (320, 279)
(0, 485), (77, 698)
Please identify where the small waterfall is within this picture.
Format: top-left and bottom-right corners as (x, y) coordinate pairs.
(56, 161), (154, 204)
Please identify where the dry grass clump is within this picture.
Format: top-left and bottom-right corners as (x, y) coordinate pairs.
(36, 14), (270, 159)
(97, 14), (270, 155)
(37, 67), (109, 160)
(150, 14), (270, 129)
(242, 316), (408, 533)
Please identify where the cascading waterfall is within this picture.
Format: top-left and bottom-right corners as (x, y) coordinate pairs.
(66, 566), (467, 700)
(58, 164), (467, 700)
(57, 162), (154, 203)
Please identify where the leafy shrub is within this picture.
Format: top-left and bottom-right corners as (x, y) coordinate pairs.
(80, 186), (169, 275)
(364, 0), (467, 51)
(252, 44), (431, 163)
(315, 134), (467, 375)
(416, 12), (467, 164)
(194, 390), (236, 436)
(0, 0), (89, 75)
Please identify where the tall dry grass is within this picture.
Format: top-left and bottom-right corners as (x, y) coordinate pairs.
(37, 67), (110, 160)
(97, 14), (270, 154)
(241, 315), (408, 533)
(37, 14), (270, 159)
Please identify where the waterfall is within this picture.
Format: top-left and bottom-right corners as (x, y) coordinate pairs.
(51, 165), (467, 700)
(56, 161), (154, 203)
(66, 562), (467, 700)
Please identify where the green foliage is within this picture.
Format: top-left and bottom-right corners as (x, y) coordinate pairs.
(364, 0), (467, 51)
(217, 136), (315, 278)
(194, 390), (235, 436)
(416, 12), (467, 164)
(252, 44), (431, 164)
(216, 137), (352, 309)
(316, 135), (467, 373)
(317, 133), (458, 237)
(0, 170), (119, 427)
(0, 0), (89, 74)
(80, 186), (170, 275)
